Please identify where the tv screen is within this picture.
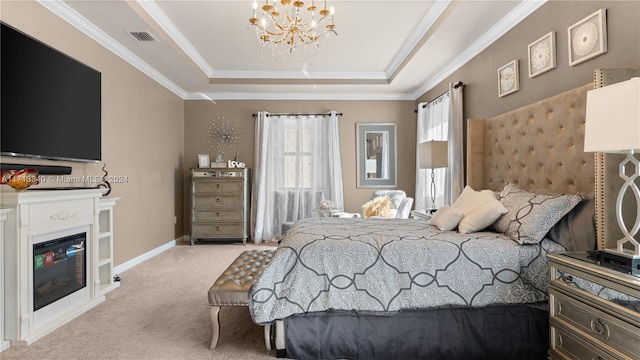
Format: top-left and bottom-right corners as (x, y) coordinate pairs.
(1, 22), (101, 162)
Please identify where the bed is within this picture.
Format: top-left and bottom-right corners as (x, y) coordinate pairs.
(249, 82), (598, 360)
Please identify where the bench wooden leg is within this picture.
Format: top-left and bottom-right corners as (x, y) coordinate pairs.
(209, 306), (221, 349)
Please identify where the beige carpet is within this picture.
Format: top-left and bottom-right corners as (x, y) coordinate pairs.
(1, 242), (279, 360)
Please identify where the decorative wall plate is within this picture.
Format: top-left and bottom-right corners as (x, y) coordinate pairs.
(528, 32), (556, 78)
(497, 59), (519, 97)
(568, 8), (607, 66)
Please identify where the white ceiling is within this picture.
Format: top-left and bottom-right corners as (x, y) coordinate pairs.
(39, 0), (546, 100)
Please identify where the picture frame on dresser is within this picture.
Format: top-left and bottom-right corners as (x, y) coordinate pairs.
(568, 8), (607, 66)
(197, 154), (210, 168)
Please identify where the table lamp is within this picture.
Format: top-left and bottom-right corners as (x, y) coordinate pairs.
(584, 77), (640, 271)
(419, 140), (448, 212)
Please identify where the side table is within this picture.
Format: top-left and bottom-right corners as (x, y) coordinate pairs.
(547, 252), (640, 360)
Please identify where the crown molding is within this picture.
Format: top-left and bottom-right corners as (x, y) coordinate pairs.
(184, 91), (414, 101)
(385, 0), (452, 81)
(134, 0), (213, 77)
(37, 0), (187, 99)
(208, 70), (389, 85)
(38, 0), (546, 101)
(410, 0), (547, 99)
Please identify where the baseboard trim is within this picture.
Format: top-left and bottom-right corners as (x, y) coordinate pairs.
(113, 237), (181, 275)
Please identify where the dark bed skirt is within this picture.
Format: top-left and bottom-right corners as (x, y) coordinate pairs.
(282, 304), (549, 360)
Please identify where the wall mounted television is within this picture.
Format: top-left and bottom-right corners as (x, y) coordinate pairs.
(1, 22), (101, 163)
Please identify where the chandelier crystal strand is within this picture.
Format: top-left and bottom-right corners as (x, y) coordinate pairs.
(249, 0), (337, 65)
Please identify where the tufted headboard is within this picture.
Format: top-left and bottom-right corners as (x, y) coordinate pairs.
(467, 83), (595, 195)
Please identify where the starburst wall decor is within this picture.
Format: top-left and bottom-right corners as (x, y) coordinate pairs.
(206, 116), (241, 159)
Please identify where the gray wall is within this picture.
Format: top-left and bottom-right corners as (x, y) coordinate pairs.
(417, 1), (640, 119)
(1, 1), (186, 266)
(183, 100), (416, 229)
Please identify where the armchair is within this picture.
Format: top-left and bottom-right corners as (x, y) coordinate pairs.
(333, 190), (414, 219)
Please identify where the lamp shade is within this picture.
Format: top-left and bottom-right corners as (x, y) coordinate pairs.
(419, 140), (448, 169)
(584, 77), (640, 153)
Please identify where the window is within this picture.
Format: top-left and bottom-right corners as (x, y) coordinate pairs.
(252, 111), (344, 242)
(283, 125), (312, 188)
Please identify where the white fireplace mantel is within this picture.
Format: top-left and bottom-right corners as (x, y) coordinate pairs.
(1, 208), (12, 351)
(1, 189), (119, 346)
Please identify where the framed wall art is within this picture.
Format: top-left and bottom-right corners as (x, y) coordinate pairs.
(528, 31), (556, 78)
(568, 8), (607, 66)
(497, 59), (519, 97)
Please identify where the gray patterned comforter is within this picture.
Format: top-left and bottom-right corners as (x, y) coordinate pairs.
(249, 218), (565, 324)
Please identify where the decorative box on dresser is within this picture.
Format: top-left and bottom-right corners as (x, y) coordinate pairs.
(548, 252), (640, 360)
(190, 168), (250, 245)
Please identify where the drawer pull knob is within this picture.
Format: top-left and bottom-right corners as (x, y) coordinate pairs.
(216, 226), (221, 232)
(215, 197), (221, 203)
(215, 212), (221, 218)
(590, 318), (610, 339)
(561, 274), (573, 282)
(216, 183), (222, 189)
(591, 356), (605, 360)
(556, 300), (562, 315)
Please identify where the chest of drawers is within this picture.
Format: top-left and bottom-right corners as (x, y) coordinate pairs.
(190, 168), (250, 245)
(548, 252), (640, 360)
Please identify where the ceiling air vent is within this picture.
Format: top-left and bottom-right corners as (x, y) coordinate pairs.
(128, 31), (157, 42)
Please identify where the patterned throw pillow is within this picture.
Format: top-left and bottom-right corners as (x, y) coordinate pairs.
(494, 183), (582, 244)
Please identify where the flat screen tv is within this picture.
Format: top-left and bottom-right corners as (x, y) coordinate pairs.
(1, 22), (101, 162)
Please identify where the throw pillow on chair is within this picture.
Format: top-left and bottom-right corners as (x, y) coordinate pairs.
(362, 196), (393, 218)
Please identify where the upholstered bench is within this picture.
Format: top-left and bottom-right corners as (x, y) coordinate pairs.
(207, 249), (275, 350)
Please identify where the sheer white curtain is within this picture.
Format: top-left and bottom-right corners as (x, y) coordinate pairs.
(415, 83), (464, 210)
(251, 111), (343, 243)
(448, 83), (464, 202)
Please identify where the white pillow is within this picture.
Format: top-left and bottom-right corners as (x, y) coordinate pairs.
(454, 186), (508, 234)
(453, 185), (477, 208)
(429, 206), (464, 231)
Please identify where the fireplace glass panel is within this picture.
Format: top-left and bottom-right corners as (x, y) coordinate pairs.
(33, 232), (86, 311)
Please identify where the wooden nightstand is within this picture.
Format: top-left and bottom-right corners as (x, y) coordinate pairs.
(547, 252), (640, 360)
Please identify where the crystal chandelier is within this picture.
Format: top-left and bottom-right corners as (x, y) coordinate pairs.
(249, 0), (337, 60)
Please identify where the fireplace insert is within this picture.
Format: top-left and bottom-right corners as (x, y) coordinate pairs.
(33, 233), (86, 311)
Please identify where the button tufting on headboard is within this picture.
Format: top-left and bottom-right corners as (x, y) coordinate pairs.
(467, 83), (594, 195)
